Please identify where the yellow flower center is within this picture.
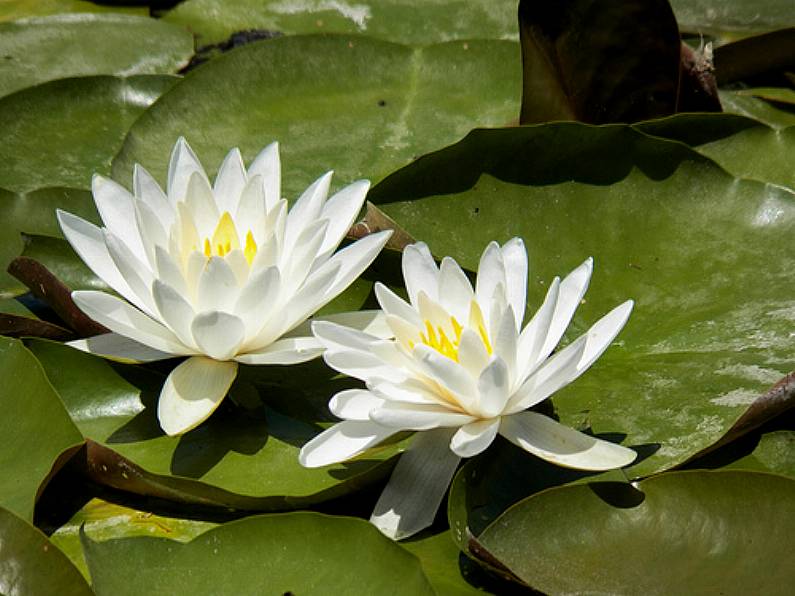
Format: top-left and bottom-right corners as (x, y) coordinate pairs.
(201, 212), (257, 265)
(415, 302), (492, 362)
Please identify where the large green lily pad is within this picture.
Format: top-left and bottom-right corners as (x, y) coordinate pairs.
(0, 506), (92, 596)
(83, 512), (435, 595)
(26, 338), (404, 509)
(369, 124), (795, 476)
(111, 34), (521, 199)
(0, 75), (178, 193)
(0, 0), (146, 21)
(0, 13), (193, 98)
(669, 0), (795, 42)
(402, 530), (483, 596)
(164, 0), (518, 45)
(0, 337), (83, 521)
(477, 471), (795, 594)
(720, 90), (795, 130)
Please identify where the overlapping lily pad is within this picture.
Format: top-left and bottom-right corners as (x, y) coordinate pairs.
(27, 338), (404, 509)
(0, 13), (193, 98)
(669, 0), (795, 42)
(0, 0), (146, 22)
(82, 512), (435, 595)
(369, 123), (795, 476)
(111, 34), (521, 199)
(0, 506), (92, 596)
(0, 337), (83, 521)
(0, 75), (178, 192)
(475, 471), (795, 594)
(164, 0), (518, 45)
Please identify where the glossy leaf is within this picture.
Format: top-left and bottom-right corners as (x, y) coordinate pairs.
(0, 14), (193, 98)
(370, 124), (795, 476)
(0, 0), (146, 21)
(669, 0), (795, 43)
(111, 34), (521, 200)
(83, 512), (435, 595)
(0, 337), (83, 521)
(0, 75), (178, 192)
(720, 90), (795, 129)
(477, 471), (795, 594)
(27, 338), (404, 510)
(0, 506), (92, 596)
(164, 0), (518, 45)
(402, 531), (483, 596)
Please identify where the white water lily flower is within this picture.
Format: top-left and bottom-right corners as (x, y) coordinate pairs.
(299, 239), (636, 540)
(58, 137), (391, 436)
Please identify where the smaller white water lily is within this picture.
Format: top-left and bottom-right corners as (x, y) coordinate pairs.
(300, 239), (636, 539)
(58, 137), (391, 436)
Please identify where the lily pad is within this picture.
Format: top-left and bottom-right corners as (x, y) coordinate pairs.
(0, 75), (178, 192)
(402, 530), (483, 596)
(369, 123), (795, 476)
(669, 0), (795, 42)
(477, 470), (795, 594)
(0, 506), (92, 596)
(111, 34), (521, 200)
(164, 0), (518, 45)
(0, 0), (146, 21)
(26, 338), (404, 509)
(720, 90), (795, 129)
(82, 512), (435, 595)
(0, 13), (193, 98)
(0, 337), (83, 521)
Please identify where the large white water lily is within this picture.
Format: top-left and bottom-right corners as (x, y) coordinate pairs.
(299, 239), (636, 539)
(58, 137), (391, 436)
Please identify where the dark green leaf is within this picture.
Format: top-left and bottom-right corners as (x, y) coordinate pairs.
(670, 0), (795, 43)
(0, 0), (146, 21)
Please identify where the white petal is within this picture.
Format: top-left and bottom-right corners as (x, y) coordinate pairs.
(402, 242), (438, 305)
(499, 411), (636, 470)
(191, 311), (245, 360)
(168, 137), (209, 203)
(284, 171), (332, 253)
(68, 333), (175, 363)
(103, 230), (157, 317)
(371, 428), (460, 540)
(578, 300), (634, 370)
(299, 419), (397, 468)
(197, 256), (240, 312)
(213, 147), (247, 214)
(475, 241), (505, 327)
(154, 246), (188, 296)
(283, 218), (329, 292)
(235, 336), (323, 364)
(437, 257), (474, 322)
(317, 179), (369, 257)
(248, 141), (280, 210)
(374, 282), (422, 328)
(457, 327), (490, 377)
(413, 344), (478, 413)
(370, 402), (475, 430)
(501, 238), (528, 329)
(157, 356), (238, 436)
(385, 314), (420, 350)
(133, 163), (174, 229)
(477, 356), (511, 418)
(225, 250), (250, 286)
(450, 418), (500, 457)
(185, 172), (220, 237)
(517, 277), (560, 375)
(313, 310), (392, 339)
(72, 290), (186, 354)
(91, 174), (146, 263)
(323, 348), (408, 384)
(369, 379), (444, 406)
(134, 197), (168, 267)
(492, 305), (518, 383)
(329, 389), (385, 421)
(312, 320), (378, 352)
(235, 265), (280, 332)
(235, 175), (267, 232)
(57, 210), (134, 300)
(539, 257), (593, 359)
(152, 280), (197, 348)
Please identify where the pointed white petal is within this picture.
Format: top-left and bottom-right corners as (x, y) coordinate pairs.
(103, 230), (157, 317)
(213, 147), (247, 214)
(499, 411), (636, 470)
(154, 246), (188, 296)
(167, 137), (209, 203)
(578, 300), (634, 370)
(133, 163), (174, 229)
(197, 256), (240, 312)
(369, 379), (444, 406)
(248, 141), (280, 210)
(517, 276), (560, 375)
(311, 320), (378, 352)
(501, 238), (528, 329)
(235, 265), (280, 332)
(313, 310), (392, 339)
(152, 280), (197, 348)
(475, 241), (505, 326)
(283, 218), (329, 292)
(190, 311), (245, 360)
(68, 333), (175, 363)
(317, 179), (369, 257)
(323, 348), (408, 384)
(299, 419), (397, 468)
(492, 305), (518, 383)
(329, 389), (385, 421)
(185, 172), (220, 237)
(134, 197), (167, 267)
(457, 328), (490, 377)
(539, 257), (593, 359)
(402, 242), (438, 305)
(450, 418), (500, 457)
(437, 257), (474, 322)
(477, 356), (511, 418)
(374, 282), (422, 328)
(157, 356), (238, 436)
(285, 171), (332, 252)
(413, 344), (477, 413)
(234, 174), (267, 232)
(91, 174), (147, 262)
(235, 336), (322, 364)
(370, 402), (475, 430)
(371, 428), (460, 540)
(385, 314), (420, 350)
(72, 290), (186, 354)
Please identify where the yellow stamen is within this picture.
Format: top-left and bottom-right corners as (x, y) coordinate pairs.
(468, 301), (493, 355)
(417, 315), (469, 362)
(244, 230), (258, 265)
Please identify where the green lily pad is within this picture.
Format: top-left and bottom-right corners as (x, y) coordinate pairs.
(111, 34), (521, 200)
(164, 0), (518, 45)
(0, 188), (98, 298)
(49, 498), (217, 579)
(0, 75), (178, 193)
(369, 124), (795, 476)
(26, 338), (404, 509)
(402, 530), (483, 596)
(669, 0), (795, 43)
(720, 90), (795, 129)
(737, 87), (795, 105)
(0, 337), (83, 521)
(476, 470), (795, 594)
(0, 506), (92, 596)
(0, 13), (193, 99)
(82, 512), (435, 595)
(0, 0), (146, 21)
